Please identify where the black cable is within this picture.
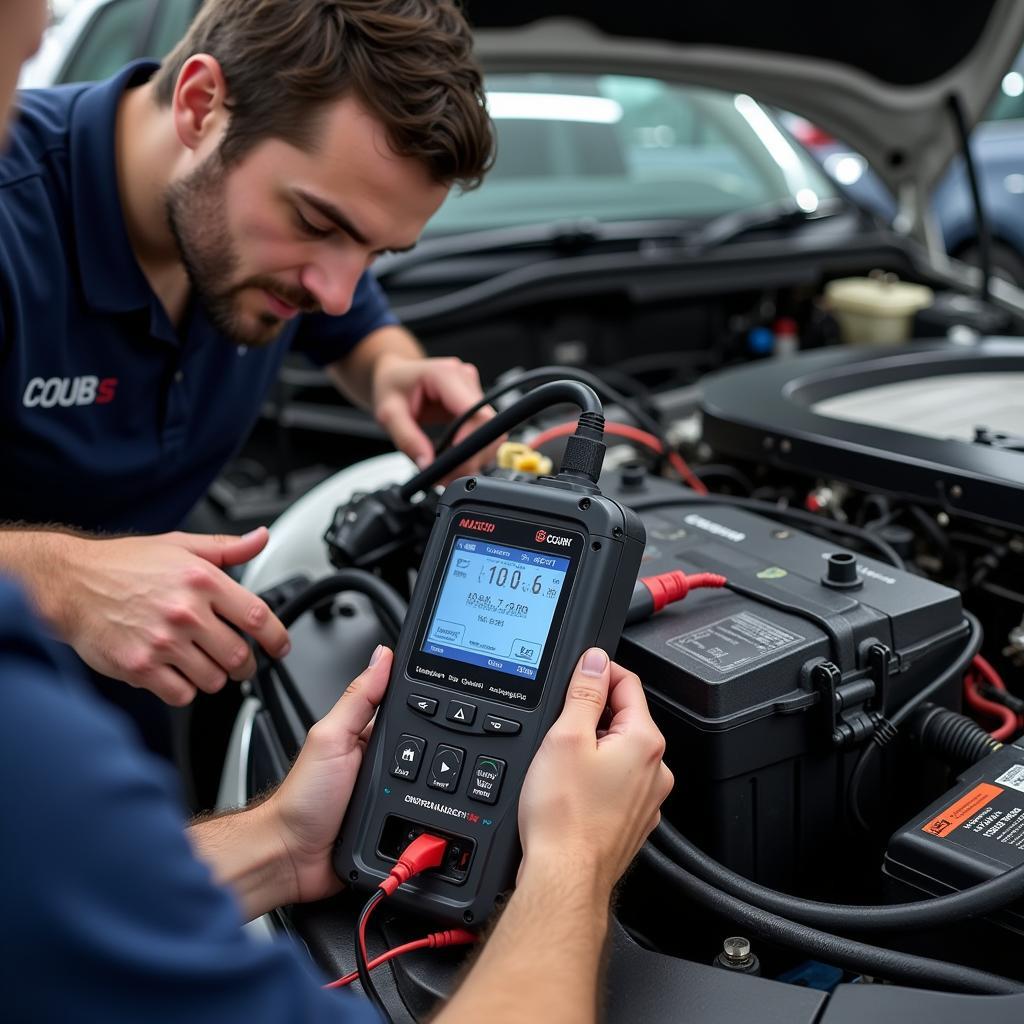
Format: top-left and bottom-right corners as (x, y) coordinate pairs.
(434, 366), (664, 457)
(274, 570), (408, 640)
(893, 612), (981, 728)
(251, 653), (305, 760)
(629, 494), (905, 569)
(355, 889), (391, 1021)
(254, 571), (410, 745)
(400, 380), (603, 501)
(264, 656), (316, 734)
(908, 504), (952, 553)
(651, 816), (1024, 934)
(638, 844), (1024, 995)
(847, 611), (983, 833)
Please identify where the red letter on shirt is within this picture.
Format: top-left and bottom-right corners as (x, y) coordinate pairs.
(96, 378), (118, 405)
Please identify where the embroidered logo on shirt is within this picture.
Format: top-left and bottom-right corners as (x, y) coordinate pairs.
(22, 376), (118, 409)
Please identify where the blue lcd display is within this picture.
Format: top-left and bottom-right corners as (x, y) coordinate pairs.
(422, 537), (571, 680)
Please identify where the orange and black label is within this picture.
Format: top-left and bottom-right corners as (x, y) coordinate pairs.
(921, 783), (1004, 838)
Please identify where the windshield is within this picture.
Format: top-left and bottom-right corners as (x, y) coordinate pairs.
(426, 73), (838, 237)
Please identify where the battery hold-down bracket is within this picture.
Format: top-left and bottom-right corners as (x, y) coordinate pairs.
(814, 642), (896, 747)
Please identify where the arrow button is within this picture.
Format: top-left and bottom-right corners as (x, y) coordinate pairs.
(445, 700), (477, 726)
(427, 745), (464, 793)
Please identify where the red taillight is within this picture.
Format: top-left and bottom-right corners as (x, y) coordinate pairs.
(790, 117), (836, 148)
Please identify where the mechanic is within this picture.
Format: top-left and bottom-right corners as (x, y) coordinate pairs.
(0, 0), (499, 747)
(1, 11), (675, 1020)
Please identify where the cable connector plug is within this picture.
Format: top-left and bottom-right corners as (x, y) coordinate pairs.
(626, 570), (727, 625)
(380, 833), (448, 895)
(426, 928), (478, 948)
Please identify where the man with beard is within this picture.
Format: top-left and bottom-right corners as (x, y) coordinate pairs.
(0, 0), (498, 741)
(0, 12), (673, 1020)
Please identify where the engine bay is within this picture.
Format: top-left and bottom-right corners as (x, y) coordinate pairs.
(230, 347), (1024, 1022)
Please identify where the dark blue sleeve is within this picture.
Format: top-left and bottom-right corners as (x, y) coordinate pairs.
(292, 270), (399, 367)
(0, 579), (378, 1024)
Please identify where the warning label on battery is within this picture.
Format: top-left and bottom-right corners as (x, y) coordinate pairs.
(921, 783), (1003, 838)
(922, 781), (1024, 854)
(666, 611), (805, 674)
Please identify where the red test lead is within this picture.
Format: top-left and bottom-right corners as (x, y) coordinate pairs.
(625, 570), (727, 625)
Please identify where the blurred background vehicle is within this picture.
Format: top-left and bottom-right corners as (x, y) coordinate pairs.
(20, 0), (199, 87)
(19, 2), (1024, 534)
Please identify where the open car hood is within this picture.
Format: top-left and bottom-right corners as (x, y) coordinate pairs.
(467, 1), (1024, 245)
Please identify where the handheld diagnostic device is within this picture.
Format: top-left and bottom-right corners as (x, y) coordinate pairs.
(334, 472), (645, 925)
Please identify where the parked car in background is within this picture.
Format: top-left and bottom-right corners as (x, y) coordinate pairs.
(19, 0), (200, 88)
(17, 1), (1024, 532)
(789, 47), (1024, 284)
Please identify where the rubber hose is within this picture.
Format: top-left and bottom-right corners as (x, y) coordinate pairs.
(639, 844), (1024, 994)
(650, 818), (1024, 935)
(908, 703), (1003, 769)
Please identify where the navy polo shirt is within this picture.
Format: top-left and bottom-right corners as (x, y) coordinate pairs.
(0, 576), (378, 1023)
(0, 62), (398, 534)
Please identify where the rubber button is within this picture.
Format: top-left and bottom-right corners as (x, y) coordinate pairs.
(445, 700), (477, 726)
(408, 694), (439, 717)
(468, 755), (506, 804)
(483, 715), (521, 736)
(390, 735), (426, 782)
(427, 745), (464, 793)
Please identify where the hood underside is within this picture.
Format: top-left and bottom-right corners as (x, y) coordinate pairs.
(467, 1), (1024, 229)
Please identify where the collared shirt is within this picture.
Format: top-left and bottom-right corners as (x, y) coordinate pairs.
(0, 576), (378, 1023)
(0, 62), (397, 534)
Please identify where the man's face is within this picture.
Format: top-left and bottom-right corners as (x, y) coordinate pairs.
(166, 95), (449, 346)
(0, 0), (48, 134)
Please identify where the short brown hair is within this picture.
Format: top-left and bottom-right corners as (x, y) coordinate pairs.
(153, 0), (493, 189)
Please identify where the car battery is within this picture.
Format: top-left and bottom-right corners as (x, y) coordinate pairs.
(884, 743), (1024, 935)
(600, 472), (968, 893)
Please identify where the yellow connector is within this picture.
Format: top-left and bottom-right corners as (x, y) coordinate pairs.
(496, 442), (554, 477)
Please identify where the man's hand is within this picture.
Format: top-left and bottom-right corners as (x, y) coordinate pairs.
(372, 352), (501, 479)
(264, 645), (392, 905)
(436, 650), (672, 1024)
(518, 649), (674, 892)
(55, 527), (289, 706)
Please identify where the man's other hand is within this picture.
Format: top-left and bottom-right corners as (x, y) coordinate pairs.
(372, 353), (501, 481)
(57, 527), (289, 705)
(265, 645), (392, 904)
(518, 649), (674, 893)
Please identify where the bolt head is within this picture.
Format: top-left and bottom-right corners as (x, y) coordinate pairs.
(723, 936), (751, 961)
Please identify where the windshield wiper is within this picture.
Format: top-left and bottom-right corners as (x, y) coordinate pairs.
(685, 198), (844, 254)
(373, 217), (696, 281)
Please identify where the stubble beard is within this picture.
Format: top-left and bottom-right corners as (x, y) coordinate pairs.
(164, 153), (302, 348)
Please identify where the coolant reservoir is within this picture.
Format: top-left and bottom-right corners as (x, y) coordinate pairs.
(825, 274), (934, 344)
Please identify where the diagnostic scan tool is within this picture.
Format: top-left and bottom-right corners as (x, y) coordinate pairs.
(335, 472), (645, 925)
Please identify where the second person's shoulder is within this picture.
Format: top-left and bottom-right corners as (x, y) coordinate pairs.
(0, 82), (89, 190)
